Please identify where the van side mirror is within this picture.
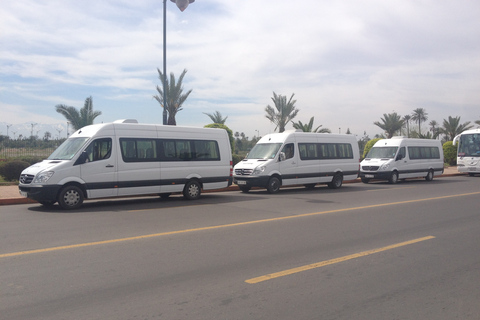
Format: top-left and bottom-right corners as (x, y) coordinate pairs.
(279, 152), (286, 162)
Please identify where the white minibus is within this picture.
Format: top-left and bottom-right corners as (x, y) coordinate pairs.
(360, 137), (444, 183)
(233, 130), (360, 193)
(18, 120), (233, 209)
(453, 128), (480, 176)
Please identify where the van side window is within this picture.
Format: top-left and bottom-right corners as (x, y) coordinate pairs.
(397, 147), (406, 159)
(299, 143), (353, 160)
(121, 138), (220, 162)
(84, 138), (112, 162)
(407, 146), (440, 160)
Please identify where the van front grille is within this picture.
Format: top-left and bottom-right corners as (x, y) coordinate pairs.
(362, 166), (379, 171)
(235, 169), (253, 175)
(19, 174), (34, 184)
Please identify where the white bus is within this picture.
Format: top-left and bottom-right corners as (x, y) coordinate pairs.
(360, 137), (444, 183)
(453, 128), (480, 176)
(233, 130), (360, 193)
(19, 120), (233, 209)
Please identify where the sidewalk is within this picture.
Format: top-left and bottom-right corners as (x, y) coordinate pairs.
(0, 167), (463, 206)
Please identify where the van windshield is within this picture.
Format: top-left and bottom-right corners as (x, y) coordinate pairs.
(246, 143), (283, 160)
(366, 146), (398, 159)
(47, 137), (90, 160)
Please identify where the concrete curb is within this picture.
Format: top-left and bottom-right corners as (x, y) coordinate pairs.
(1, 170), (465, 206)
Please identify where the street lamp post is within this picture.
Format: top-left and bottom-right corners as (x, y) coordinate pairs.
(162, 0), (195, 125)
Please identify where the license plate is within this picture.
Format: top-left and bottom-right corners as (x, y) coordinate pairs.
(237, 180), (247, 185)
(19, 191), (28, 197)
(365, 174), (374, 178)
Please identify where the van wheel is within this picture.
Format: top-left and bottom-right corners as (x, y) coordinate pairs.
(239, 186), (251, 193)
(266, 176), (281, 194)
(425, 170), (434, 181)
(183, 180), (201, 200)
(328, 173), (343, 189)
(361, 178), (370, 184)
(58, 185), (84, 210)
(388, 171), (399, 184)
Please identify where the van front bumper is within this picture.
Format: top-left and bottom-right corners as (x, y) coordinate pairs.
(359, 171), (392, 180)
(18, 184), (61, 202)
(233, 176), (270, 188)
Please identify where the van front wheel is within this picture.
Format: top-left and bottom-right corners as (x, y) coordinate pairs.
(266, 177), (281, 194)
(183, 180), (201, 200)
(388, 171), (399, 184)
(58, 185), (84, 210)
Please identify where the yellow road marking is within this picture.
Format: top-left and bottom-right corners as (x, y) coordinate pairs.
(1, 191), (479, 259)
(245, 236), (435, 284)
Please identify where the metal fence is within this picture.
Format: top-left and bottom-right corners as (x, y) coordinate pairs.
(0, 147), (55, 161)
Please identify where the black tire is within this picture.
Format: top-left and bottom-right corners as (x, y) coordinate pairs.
(239, 186), (251, 193)
(39, 200), (56, 207)
(58, 185), (84, 210)
(328, 173), (343, 189)
(388, 171), (399, 184)
(183, 180), (201, 200)
(266, 176), (281, 194)
(361, 178), (370, 184)
(425, 170), (434, 181)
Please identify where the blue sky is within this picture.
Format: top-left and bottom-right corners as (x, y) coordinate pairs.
(1, 0), (479, 139)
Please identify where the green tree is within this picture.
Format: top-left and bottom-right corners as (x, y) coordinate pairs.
(374, 112), (404, 138)
(204, 123), (235, 152)
(443, 141), (457, 166)
(411, 108), (428, 135)
(429, 120), (440, 139)
(439, 116), (473, 141)
(475, 119), (480, 126)
(203, 111), (227, 124)
(154, 68), (192, 125)
(291, 117), (331, 133)
(55, 96), (102, 131)
(265, 92), (299, 133)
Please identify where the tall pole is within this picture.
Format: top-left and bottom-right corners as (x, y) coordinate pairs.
(162, 0), (168, 125)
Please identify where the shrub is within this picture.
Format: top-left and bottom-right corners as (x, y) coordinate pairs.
(443, 141), (457, 166)
(0, 160), (31, 181)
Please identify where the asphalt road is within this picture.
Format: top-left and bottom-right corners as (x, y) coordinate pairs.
(1, 175), (479, 319)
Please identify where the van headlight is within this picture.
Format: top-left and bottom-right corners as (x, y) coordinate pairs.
(33, 171), (54, 184)
(253, 166), (266, 175)
(380, 163), (390, 170)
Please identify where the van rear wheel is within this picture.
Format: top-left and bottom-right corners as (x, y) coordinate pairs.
(425, 170), (434, 181)
(183, 180), (201, 200)
(328, 173), (343, 189)
(58, 185), (84, 210)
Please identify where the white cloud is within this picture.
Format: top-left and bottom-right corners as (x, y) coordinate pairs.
(1, 0), (479, 140)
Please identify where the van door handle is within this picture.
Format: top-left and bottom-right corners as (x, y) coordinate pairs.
(106, 164), (114, 168)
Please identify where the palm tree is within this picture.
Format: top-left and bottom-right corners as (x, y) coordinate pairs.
(374, 112), (404, 138)
(292, 117), (331, 133)
(439, 116), (473, 141)
(265, 92), (299, 132)
(411, 108), (428, 135)
(475, 119), (480, 127)
(403, 115), (411, 137)
(55, 96), (102, 131)
(203, 111), (227, 124)
(429, 120), (440, 139)
(154, 68), (192, 125)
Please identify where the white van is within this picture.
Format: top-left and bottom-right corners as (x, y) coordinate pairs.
(18, 120), (233, 209)
(233, 130), (360, 193)
(359, 137), (444, 184)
